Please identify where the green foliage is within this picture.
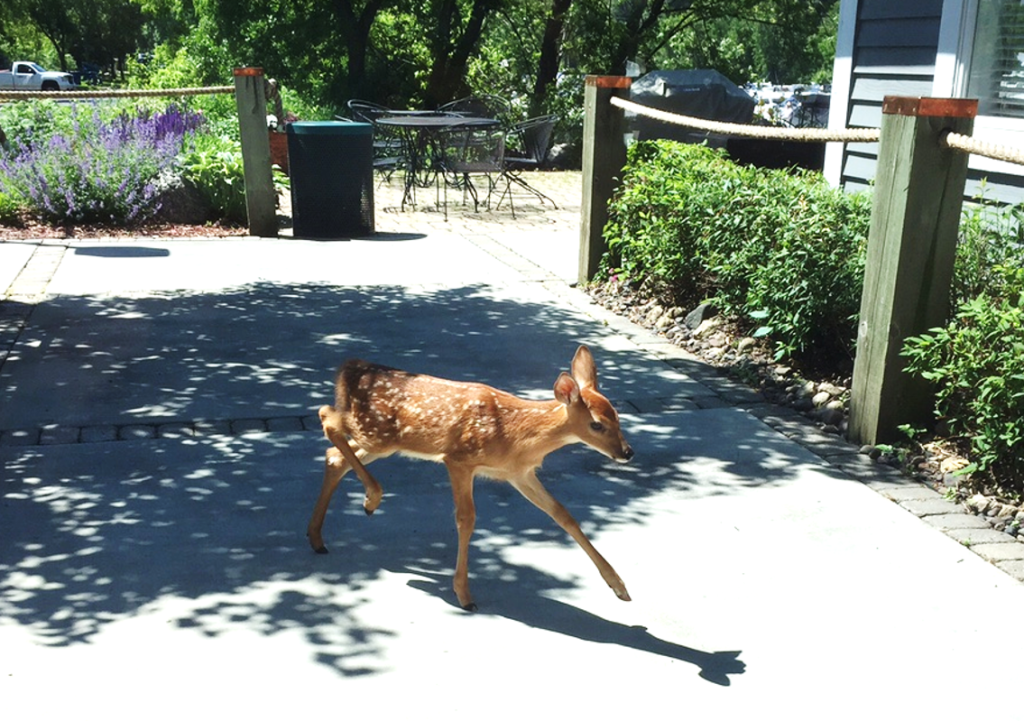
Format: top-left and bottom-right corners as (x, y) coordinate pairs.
(902, 264), (1024, 491)
(602, 140), (870, 361)
(0, 100), (77, 148)
(6, 0), (146, 73)
(567, 0), (837, 85)
(902, 200), (1024, 495)
(124, 42), (241, 139)
(953, 189), (1024, 306)
(177, 132), (247, 224)
(0, 188), (25, 224)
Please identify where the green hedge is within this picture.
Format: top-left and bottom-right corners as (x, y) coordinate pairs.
(601, 140), (1024, 494)
(601, 141), (871, 361)
(903, 246), (1024, 494)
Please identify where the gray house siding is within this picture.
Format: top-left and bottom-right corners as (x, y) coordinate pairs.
(839, 0), (943, 193)
(833, 0), (1024, 204)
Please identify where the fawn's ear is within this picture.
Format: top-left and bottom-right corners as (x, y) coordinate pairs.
(553, 372), (580, 406)
(571, 345), (598, 390)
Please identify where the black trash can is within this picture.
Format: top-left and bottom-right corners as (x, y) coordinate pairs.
(288, 121), (374, 239)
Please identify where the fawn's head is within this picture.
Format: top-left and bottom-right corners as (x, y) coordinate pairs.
(554, 346), (633, 463)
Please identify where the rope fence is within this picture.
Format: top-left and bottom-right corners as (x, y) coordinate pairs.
(611, 96), (1024, 169)
(0, 86), (234, 101)
(609, 96), (881, 144)
(941, 131), (1024, 167)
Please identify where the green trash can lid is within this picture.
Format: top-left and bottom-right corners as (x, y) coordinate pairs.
(288, 121), (372, 135)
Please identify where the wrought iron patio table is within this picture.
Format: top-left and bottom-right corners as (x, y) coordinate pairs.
(377, 114), (501, 209)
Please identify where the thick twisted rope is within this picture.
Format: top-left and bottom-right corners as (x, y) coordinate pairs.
(942, 131), (1024, 167)
(0, 86), (234, 101)
(610, 96), (881, 143)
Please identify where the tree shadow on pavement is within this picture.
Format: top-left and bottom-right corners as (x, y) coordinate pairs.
(0, 279), (831, 681)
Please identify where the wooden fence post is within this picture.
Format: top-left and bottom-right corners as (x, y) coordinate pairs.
(233, 67), (278, 238)
(848, 96), (977, 446)
(579, 76), (632, 285)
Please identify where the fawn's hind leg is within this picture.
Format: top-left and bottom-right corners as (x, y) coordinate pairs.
(319, 405), (384, 515)
(307, 444), (383, 554)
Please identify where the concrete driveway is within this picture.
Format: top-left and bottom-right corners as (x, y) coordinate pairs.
(2, 175), (1023, 719)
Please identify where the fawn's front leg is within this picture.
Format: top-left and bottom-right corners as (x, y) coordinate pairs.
(510, 471), (631, 602)
(447, 462), (478, 611)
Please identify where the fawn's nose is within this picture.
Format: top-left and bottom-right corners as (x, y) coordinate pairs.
(620, 444), (634, 462)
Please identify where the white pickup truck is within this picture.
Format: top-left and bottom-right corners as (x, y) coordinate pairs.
(0, 61), (77, 91)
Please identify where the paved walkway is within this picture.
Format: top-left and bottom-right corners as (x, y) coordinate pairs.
(2, 172), (1023, 719)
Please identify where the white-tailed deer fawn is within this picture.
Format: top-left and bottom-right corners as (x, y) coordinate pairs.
(307, 345), (633, 611)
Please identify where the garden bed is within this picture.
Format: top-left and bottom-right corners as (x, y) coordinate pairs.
(0, 216), (245, 241)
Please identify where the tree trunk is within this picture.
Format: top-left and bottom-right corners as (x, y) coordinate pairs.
(531, 0), (573, 115)
(333, 0), (388, 98)
(610, 0), (667, 74)
(424, 0), (497, 106)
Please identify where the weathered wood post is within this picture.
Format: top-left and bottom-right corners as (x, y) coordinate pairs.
(848, 96), (976, 445)
(233, 67), (278, 237)
(579, 76), (632, 285)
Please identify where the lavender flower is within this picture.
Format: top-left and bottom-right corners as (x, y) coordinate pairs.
(0, 104), (205, 225)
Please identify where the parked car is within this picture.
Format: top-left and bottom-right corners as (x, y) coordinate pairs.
(0, 61), (77, 91)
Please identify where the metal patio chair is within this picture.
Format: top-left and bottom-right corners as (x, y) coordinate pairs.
(497, 114), (559, 209)
(436, 122), (511, 219)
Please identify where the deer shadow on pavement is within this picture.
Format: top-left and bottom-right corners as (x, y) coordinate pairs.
(407, 572), (746, 685)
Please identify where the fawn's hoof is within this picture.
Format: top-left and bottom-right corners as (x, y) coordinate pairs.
(307, 532), (329, 554)
(462, 602), (479, 612)
(363, 494), (382, 515)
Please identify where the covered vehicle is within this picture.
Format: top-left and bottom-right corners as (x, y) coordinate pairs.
(629, 69), (825, 170)
(629, 69), (755, 145)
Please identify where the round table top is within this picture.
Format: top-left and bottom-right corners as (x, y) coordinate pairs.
(376, 115), (501, 129)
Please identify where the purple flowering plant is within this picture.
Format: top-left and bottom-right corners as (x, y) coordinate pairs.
(0, 104), (204, 225)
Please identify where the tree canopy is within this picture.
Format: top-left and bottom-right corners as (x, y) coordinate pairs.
(1, 0), (838, 112)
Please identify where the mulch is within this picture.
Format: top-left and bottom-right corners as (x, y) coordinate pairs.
(0, 218), (248, 241)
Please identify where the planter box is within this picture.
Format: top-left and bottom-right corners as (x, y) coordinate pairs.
(269, 131), (289, 175)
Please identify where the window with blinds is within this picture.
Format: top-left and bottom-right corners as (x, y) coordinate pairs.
(968, 0), (1024, 119)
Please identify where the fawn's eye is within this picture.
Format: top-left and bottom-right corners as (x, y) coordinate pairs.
(590, 421), (605, 432)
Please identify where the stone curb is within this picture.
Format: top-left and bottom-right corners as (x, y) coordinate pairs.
(0, 414), (325, 447)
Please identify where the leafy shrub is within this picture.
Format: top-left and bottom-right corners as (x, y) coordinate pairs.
(602, 141), (871, 361)
(0, 100), (78, 149)
(0, 189), (23, 225)
(953, 190), (1024, 305)
(0, 104), (203, 225)
(903, 196), (1024, 496)
(178, 133), (247, 224)
(902, 264), (1024, 492)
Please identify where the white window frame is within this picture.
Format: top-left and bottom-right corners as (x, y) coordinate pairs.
(934, 0), (1024, 175)
(823, 0), (860, 186)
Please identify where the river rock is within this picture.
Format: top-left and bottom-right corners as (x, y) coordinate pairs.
(965, 493), (991, 515)
(818, 382), (846, 397)
(812, 391), (831, 407)
(685, 302), (718, 330)
(737, 337), (757, 353)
